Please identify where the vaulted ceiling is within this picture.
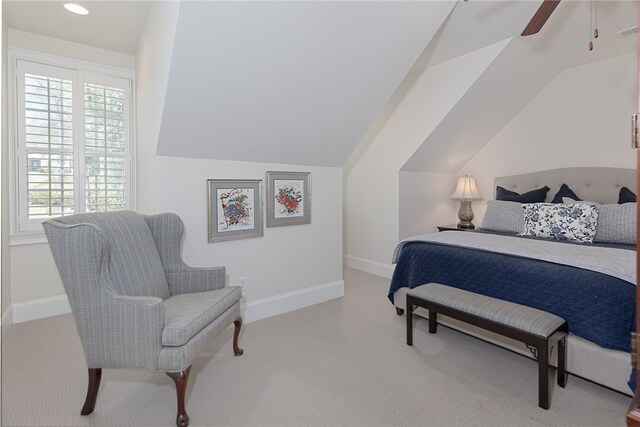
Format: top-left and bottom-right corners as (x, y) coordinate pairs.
(400, 0), (637, 173)
(4, 1), (637, 170)
(155, 1), (455, 166)
(417, 0), (636, 71)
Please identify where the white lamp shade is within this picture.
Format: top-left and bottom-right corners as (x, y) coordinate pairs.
(451, 176), (482, 200)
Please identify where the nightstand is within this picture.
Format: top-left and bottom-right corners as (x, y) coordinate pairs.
(437, 224), (475, 232)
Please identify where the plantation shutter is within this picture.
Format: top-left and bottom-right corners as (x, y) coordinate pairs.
(16, 61), (77, 231)
(14, 60), (133, 234)
(84, 81), (127, 212)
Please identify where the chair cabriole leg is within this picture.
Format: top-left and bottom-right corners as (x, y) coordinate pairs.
(167, 366), (191, 427)
(233, 316), (244, 356)
(80, 368), (102, 415)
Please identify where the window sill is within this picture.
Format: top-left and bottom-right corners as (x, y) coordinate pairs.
(10, 233), (48, 246)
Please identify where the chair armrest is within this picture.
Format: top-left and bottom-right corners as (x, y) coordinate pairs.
(166, 266), (226, 295)
(83, 289), (164, 370)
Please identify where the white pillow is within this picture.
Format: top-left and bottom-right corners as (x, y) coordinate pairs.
(520, 203), (599, 243)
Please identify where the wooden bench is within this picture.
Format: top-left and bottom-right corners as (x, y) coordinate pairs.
(406, 283), (568, 409)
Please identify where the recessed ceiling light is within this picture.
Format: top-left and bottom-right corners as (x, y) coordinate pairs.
(63, 3), (89, 15)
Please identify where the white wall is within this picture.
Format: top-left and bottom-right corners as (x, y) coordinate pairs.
(462, 51), (637, 222)
(344, 40), (509, 274)
(1, 3), (9, 325)
(8, 29), (134, 70)
(156, 156), (343, 318)
(135, 1), (180, 214)
(398, 171), (457, 240)
(6, 31), (135, 314)
(5, 12), (345, 323)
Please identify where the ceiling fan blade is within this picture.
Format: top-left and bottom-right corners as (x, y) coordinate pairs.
(521, 0), (561, 36)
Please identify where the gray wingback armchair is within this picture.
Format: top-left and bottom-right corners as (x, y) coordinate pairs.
(43, 211), (243, 427)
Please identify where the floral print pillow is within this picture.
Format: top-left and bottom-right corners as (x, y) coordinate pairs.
(520, 203), (599, 243)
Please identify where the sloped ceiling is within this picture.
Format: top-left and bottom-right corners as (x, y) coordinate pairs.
(156, 1), (455, 166)
(519, 0), (637, 68)
(4, 1), (151, 55)
(418, 0), (636, 71)
(399, 0), (637, 173)
(402, 37), (561, 173)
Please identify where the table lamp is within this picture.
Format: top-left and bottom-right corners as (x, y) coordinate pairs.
(451, 175), (482, 229)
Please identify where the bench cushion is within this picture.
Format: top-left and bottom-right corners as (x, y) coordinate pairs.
(409, 283), (565, 337)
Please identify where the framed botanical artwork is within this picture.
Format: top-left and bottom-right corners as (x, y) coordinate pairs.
(266, 171), (311, 227)
(207, 179), (263, 242)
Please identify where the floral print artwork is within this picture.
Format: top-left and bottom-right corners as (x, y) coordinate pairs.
(274, 179), (304, 218)
(520, 202), (599, 243)
(217, 188), (255, 232)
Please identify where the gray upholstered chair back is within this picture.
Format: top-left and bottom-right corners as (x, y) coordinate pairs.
(143, 212), (187, 273)
(45, 211), (170, 300)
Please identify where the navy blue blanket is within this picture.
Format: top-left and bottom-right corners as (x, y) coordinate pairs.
(389, 241), (635, 352)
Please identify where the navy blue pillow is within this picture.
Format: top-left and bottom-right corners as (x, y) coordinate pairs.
(496, 185), (550, 203)
(551, 183), (581, 204)
(618, 186), (637, 204)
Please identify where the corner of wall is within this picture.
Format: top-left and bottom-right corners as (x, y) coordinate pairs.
(1, 2), (12, 319)
(344, 39), (513, 271)
(1, 305), (13, 339)
(134, 1), (180, 214)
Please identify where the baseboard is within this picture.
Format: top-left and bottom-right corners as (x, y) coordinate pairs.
(12, 295), (71, 323)
(242, 280), (345, 324)
(344, 254), (394, 279)
(1, 305), (13, 324)
(1, 306), (14, 339)
(9, 281), (346, 325)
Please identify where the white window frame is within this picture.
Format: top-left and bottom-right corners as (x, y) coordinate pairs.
(9, 48), (137, 245)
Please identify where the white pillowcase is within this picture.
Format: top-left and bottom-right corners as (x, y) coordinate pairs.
(520, 202), (599, 243)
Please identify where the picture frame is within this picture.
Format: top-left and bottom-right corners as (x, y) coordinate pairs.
(207, 179), (263, 242)
(266, 171), (311, 227)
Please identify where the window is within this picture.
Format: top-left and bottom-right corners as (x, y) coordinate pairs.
(83, 82), (127, 213)
(11, 55), (135, 241)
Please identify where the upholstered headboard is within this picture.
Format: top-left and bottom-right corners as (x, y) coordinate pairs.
(494, 167), (636, 204)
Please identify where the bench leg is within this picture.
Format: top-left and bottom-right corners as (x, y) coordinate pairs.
(406, 304), (413, 346)
(429, 310), (437, 334)
(538, 341), (550, 410)
(557, 335), (567, 388)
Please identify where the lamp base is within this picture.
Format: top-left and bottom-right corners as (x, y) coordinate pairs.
(456, 221), (475, 230)
(457, 200), (475, 230)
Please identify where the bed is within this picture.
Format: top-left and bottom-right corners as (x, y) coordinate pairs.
(389, 167), (637, 395)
